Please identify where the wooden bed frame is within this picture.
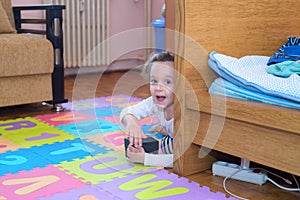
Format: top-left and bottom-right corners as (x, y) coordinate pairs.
(168, 0), (300, 177)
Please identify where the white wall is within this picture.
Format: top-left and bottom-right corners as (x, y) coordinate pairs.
(12, 0), (44, 30)
(11, 0), (165, 67)
(12, 0), (164, 35)
(109, 0), (164, 60)
(12, 0), (43, 5)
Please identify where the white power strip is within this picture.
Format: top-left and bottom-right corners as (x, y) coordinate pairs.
(212, 161), (267, 185)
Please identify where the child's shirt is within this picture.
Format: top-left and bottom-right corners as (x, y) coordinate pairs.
(120, 96), (173, 138)
(120, 96), (174, 167)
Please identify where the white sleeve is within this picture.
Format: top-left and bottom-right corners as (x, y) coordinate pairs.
(119, 97), (157, 127)
(144, 153), (173, 168)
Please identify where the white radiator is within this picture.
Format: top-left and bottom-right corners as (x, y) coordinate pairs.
(51, 0), (110, 68)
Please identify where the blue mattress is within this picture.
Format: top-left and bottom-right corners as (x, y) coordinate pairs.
(209, 77), (300, 110)
(208, 51), (300, 103)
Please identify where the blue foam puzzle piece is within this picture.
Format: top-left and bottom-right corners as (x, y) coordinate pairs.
(0, 148), (49, 176)
(58, 120), (121, 137)
(31, 138), (112, 163)
(142, 125), (164, 139)
(79, 107), (122, 118)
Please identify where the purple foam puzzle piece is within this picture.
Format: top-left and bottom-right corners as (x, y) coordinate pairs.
(96, 169), (237, 200)
(62, 95), (142, 111)
(38, 184), (120, 200)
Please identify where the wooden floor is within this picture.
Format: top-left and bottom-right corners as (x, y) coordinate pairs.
(0, 70), (299, 199)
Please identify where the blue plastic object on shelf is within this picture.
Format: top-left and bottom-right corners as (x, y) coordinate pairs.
(151, 17), (165, 52)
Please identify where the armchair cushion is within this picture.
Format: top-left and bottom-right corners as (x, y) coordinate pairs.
(0, 1), (16, 33)
(0, 34), (54, 77)
(0, 3), (66, 107)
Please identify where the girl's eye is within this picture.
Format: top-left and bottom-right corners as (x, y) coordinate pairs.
(150, 79), (157, 84)
(165, 80), (172, 84)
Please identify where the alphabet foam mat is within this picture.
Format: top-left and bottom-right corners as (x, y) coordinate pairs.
(0, 95), (236, 200)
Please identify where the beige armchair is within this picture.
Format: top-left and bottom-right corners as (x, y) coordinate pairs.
(0, 0), (67, 111)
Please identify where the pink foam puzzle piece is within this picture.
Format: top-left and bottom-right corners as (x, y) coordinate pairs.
(35, 111), (96, 126)
(86, 130), (126, 152)
(99, 115), (121, 125)
(103, 130), (126, 147)
(0, 165), (86, 200)
(0, 137), (23, 153)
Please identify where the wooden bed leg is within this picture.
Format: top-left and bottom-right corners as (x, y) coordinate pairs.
(173, 144), (216, 177)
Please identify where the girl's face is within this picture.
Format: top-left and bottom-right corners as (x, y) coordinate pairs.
(149, 61), (174, 110)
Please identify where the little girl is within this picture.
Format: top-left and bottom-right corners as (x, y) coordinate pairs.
(120, 51), (174, 168)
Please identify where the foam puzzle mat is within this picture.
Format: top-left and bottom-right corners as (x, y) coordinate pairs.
(0, 95), (236, 199)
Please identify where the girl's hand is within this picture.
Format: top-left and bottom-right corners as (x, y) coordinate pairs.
(123, 114), (146, 147)
(127, 146), (145, 164)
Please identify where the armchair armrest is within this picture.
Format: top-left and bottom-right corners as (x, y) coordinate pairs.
(13, 5), (65, 35)
(13, 4), (68, 107)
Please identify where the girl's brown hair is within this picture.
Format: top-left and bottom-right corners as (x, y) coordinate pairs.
(141, 51), (174, 80)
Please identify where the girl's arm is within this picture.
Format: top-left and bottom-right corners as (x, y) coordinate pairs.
(120, 97), (157, 147)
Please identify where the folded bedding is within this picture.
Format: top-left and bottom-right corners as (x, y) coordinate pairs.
(208, 51), (300, 103)
(209, 77), (300, 110)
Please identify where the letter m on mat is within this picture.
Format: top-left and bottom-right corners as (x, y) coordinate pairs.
(119, 174), (189, 199)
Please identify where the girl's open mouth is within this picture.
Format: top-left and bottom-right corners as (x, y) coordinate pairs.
(156, 96), (166, 102)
